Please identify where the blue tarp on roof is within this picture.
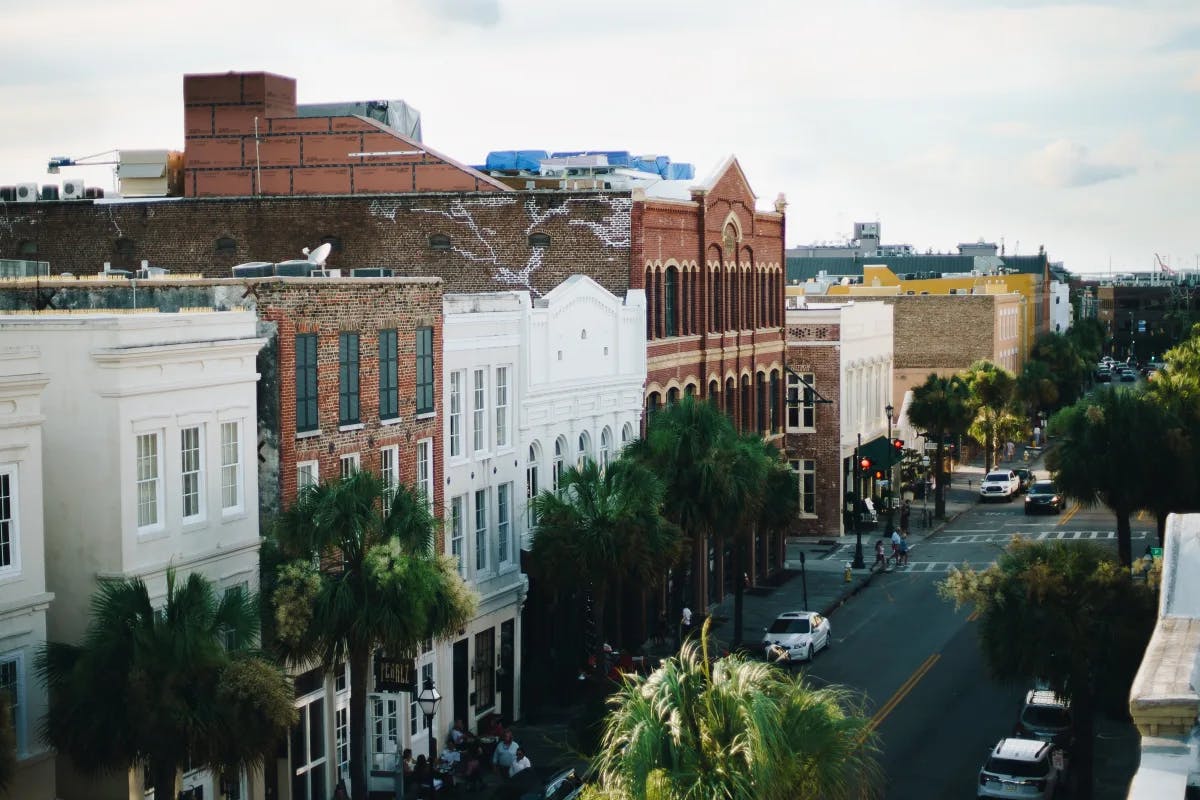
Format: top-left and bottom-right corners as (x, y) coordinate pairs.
(667, 163), (695, 180)
(485, 150), (548, 172)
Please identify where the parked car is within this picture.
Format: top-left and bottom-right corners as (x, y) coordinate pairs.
(1013, 468), (1035, 493)
(761, 611), (831, 663)
(978, 738), (1064, 799)
(1016, 689), (1073, 747)
(1119, 369), (1137, 382)
(980, 470), (1020, 502)
(1095, 367), (1112, 382)
(1024, 481), (1063, 515)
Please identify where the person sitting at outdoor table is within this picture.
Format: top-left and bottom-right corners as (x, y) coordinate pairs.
(448, 718), (474, 749)
(463, 742), (485, 790)
(413, 754), (444, 795)
(492, 730), (520, 777)
(508, 747), (531, 779)
(480, 713), (506, 739)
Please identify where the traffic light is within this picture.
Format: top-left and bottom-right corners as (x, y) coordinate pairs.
(859, 457), (872, 473)
(873, 469), (885, 480)
(892, 438), (905, 452)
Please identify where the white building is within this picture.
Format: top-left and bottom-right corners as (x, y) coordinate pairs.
(1050, 279), (1072, 333)
(518, 275), (647, 543)
(0, 311), (267, 800)
(0, 347), (55, 798)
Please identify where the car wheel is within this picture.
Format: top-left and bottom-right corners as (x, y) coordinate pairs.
(804, 643), (813, 662)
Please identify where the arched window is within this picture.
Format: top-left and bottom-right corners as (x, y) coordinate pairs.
(526, 442), (541, 526)
(729, 268), (739, 331)
(577, 431), (592, 468)
(724, 378), (735, 420)
(740, 375), (752, 431)
(553, 437), (567, 492)
(215, 236), (237, 256)
(645, 266), (656, 340)
(664, 266), (678, 337)
(600, 427), (613, 472)
(429, 233), (451, 251)
(646, 392), (661, 421)
(685, 383), (696, 397)
(769, 370), (780, 433)
(621, 422), (633, 447)
(667, 387), (680, 405)
(756, 372), (767, 433)
(528, 232), (551, 248)
(708, 379), (720, 407)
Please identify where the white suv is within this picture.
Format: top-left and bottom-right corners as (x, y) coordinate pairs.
(978, 737), (1063, 798)
(980, 470), (1020, 502)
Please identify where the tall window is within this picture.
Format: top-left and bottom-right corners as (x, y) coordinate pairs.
(576, 431), (591, 468)
(621, 422), (632, 448)
(791, 459), (817, 516)
(380, 446), (398, 513)
(416, 439), (433, 514)
(599, 427), (612, 472)
(180, 426), (203, 522)
(449, 371), (464, 458)
(450, 495), (466, 576)
(474, 489), (488, 573)
(474, 629), (495, 712)
(769, 372), (780, 433)
(221, 421), (243, 512)
(297, 461), (319, 494)
(664, 267), (677, 337)
(0, 471), (14, 571)
(552, 438), (566, 492)
(472, 368), (487, 452)
(0, 655), (21, 754)
(711, 267), (722, 331)
(495, 366), (509, 448)
(416, 326), (434, 415)
(339, 332), (360, 426)
(787, 373), (815, 432)
(340, 453), (360, 479)
(497, 483), (511, 565)
(757, 373), (767, 433)
(296, 333), (319, 433)
(378, 329), (398, 421)
(136, 432), (161, 529)
(526, 444), (540, 527)
(291, 691), (327, 800)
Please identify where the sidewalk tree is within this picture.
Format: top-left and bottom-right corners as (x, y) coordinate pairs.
(37, 570), (296, 800)
(1028, 332), (1087, 407)
(584, 621), (881, 800)
(907, 373), (974, 519)
(272, 470), (478, 800)
(1047, 387), (1152, 567)
(529, 457), (680, 654)
(1015, 359), (1058, 416)
(939, 539), (1156, 800)
(964, 360), (1017, 469)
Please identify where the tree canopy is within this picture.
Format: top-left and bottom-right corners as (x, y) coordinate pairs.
(906, 373), (975, 518)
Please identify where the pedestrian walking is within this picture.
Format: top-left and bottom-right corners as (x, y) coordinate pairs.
(890, 528), (902, 566)
(874, 538), (887, 571)
(899, 533), (910, 566)
(1033, 425), (1042, 447)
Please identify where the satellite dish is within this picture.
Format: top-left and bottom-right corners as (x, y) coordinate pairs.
(302, 243), (333, 267)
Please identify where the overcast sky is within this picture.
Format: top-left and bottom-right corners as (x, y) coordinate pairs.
(2, 0), (1197, 273)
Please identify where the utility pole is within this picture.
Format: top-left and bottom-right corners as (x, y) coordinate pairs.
(852, 433), (865, 569)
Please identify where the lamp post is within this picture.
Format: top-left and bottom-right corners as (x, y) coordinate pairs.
(885, 403), (895, 515)
(416, 677), (442, 766)
(852, 433), (865, 569)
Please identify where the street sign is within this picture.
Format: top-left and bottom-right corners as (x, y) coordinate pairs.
(924, 441), (938, 452)
(1151, 547), (1163, 559)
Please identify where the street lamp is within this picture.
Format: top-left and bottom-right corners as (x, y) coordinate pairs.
(884, 404), (895, 515)
(416, 677), (442, 765)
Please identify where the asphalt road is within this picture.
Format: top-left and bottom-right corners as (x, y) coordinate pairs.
(780, 471), (1156, 798)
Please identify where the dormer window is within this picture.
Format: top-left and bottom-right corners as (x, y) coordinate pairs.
(429, 234), (451, 251)
(528, 233), (551, 248)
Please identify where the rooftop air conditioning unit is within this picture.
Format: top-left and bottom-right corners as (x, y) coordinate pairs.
(62, 180), (86, 200)
(15, 183), (38, 203)
(310, 269), (342, 278)
(41, 185), (59, 201)
(351, 268), (394, 278)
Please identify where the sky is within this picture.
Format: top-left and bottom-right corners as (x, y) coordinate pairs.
(2, 0), (1198, 274)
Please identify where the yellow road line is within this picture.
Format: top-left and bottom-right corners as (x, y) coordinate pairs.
(1058, 504), (1080, 526)
(867, 653), (941, 733)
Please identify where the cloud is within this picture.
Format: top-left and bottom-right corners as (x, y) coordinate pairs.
(1028, 139), (1135, 188)
(416, 0), (500, 27)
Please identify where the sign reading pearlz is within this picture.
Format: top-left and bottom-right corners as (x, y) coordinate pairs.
(374, 654), (415, 693)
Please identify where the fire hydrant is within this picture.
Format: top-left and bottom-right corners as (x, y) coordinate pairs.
(844, 561), (853, 583)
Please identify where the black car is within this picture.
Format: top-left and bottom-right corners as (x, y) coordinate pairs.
(1015, 689), (1073, 747)
(1024, 480), (1063, 515)
(1095, 368), (1112, 382)
(1013, 468), (1035, 494)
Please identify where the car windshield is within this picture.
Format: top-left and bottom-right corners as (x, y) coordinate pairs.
(1022, 706), (1070, 729)
(1030, 481), (1055, 495)
(985, 472), (1010, 482)
(768, 617), (811, 634)
(985, 756), (1049, 779)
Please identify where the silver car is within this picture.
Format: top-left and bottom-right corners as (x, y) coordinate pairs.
(978, 738), (1064, 799)
(761, 611), (831, 663)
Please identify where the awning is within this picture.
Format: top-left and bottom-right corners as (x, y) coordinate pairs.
(856, 435), (901, 468)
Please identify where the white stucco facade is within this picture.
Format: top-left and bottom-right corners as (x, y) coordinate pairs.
(0, 311), (267, 800)
(517, 276), (647, 548)
(1051, 280), (1072, 333)
(0, 347), (55, 799)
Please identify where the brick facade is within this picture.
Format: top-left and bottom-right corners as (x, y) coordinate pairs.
(784, 323), (843, 538)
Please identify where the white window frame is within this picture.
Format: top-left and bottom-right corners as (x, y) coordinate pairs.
(787, 373), (816, 432)
(297, 460), (319, 494)
(220, 420), (244, 514)
(334, 670), (351, 785)
(380, 446), (399, 514)
(0, 467), (19, 575)
(180, 425), (205, 524)
(340, 453), (360, 479)
(292, 690), (328, 800)
(472, 368), (488, 453)
(135, 431), (163, 532)
(0, 652), (24, 756)
(449, 370), (464, 459)
(416, 438), (434, 514)
(553, 437), (566, 492)
(450, 494), (466, 576)
(495, 366), (510, 449)
(474, 488), (489, 573)
(576, 431), (591, 469)
(497, 482), (511, 566)
(790, 459), (817, 518)
(600, 427), (612, 473)
(621, 422), (633, 448)
(526, 443), (540, 529)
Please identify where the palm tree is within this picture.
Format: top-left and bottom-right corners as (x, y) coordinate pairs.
(586, 621), (881, 800)
(964, 360), (1016, 469)
(939, 539), (1156, 799)
(1014, 359), (1058, 417)
(271, 469), (478, 800)
(37, 570), (296, 800)
(1047, 387), (1151, 566)
(906, 373), (974, 519)
(529, 457), (680, 653)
